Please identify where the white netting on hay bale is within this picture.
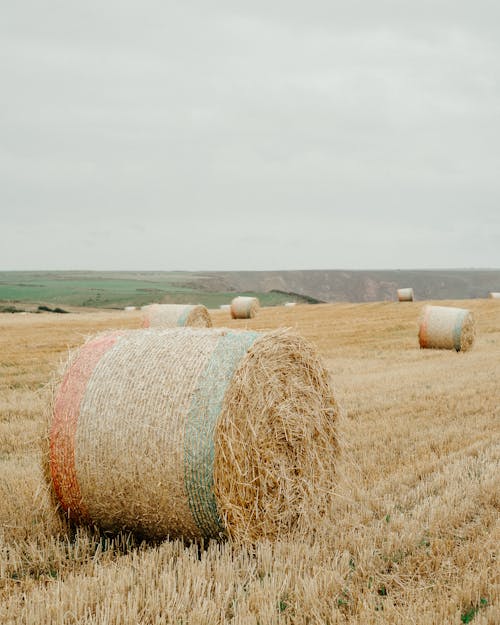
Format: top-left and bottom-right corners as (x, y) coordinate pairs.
(142, 304), (212, 328)
(47, 328), (339, 543)
(397, 288), (414, 302)
(230, 296), (260, 319)
(418, 305), (475, 351)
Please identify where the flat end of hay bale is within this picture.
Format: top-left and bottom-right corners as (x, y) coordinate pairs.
(214, 328), (339, 542)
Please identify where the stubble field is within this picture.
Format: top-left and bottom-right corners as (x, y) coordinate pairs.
(0, 300), (498, 624)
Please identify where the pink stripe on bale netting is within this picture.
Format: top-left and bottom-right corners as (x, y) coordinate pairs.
(50, 332), (123, 521)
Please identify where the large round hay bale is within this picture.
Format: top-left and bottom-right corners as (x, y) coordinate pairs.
(489, 292), (500, 299)
(142, 304), (211, 328)
(47, 328), (338, 542)
(418, 305), (475, 351)
(397, 288), (414, 302)
(230, 296), (259, 319)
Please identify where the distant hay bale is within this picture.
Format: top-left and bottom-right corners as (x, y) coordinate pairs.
(46, 328), (339, 542)
(284, 302), (297, 307)
(418, 305), (475, 352)
(219, 304), (231, 311)
(230, 296), (259, 319)
(142, 304), (212, 328)
(489, 292), (500, 299)
(397, 288), (414, 302)
(124, 306), (136, 311)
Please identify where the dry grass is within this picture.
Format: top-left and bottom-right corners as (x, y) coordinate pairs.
(0, 302), (499, 624)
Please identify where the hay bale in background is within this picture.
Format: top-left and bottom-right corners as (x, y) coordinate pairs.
(219, 304), (231, 311)
(142, 304), (211, 328)
(124, 306), (136, 311)
(418, 305), (475, 351)
(230, 296), (259, 319)
(397, 288), (414, 302)
(47, 328), (338, 542)
(489, 292), (500, 299)
(284, 302), (297, 307)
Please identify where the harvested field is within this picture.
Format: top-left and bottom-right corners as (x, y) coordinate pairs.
(0, 301), (498, 624)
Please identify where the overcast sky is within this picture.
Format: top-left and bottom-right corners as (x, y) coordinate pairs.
(1, 1), (499, 271)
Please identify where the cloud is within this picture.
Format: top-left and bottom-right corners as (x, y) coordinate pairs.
(0, 2), (499, 269)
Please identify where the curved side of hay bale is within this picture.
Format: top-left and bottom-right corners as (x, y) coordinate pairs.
(142, 304), (212, 328)
(48, 328), (339, 542)
(397, 288), (414, 302)
(489, 292), (500, 299)
(230, 296), (260, 319)
(418, 305), (475, 351)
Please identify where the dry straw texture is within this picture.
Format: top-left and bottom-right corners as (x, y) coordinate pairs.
(2, 301), (499, 624)
(230, 296), (260, 319)
(142, 303), (212, 328)
(47, 327), (339, 542)
(489, 292), (500, 299)
(418, 304), (475, 351)
(397, 288), (414, 302)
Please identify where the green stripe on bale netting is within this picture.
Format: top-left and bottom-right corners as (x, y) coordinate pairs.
(183, 331), (260, 538)
(453, 309), (469, 351)
(177, 306), (193, 327)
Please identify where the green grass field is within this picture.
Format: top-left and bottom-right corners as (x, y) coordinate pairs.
(0, 271), (309, 310)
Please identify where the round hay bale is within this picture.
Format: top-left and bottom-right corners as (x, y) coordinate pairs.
(489, 292), (500, 299)
(47, 328), (339, 542)
(142, 304), (212, 328)
(397, 288), (414, 302)
(230, 296), (259, 319)
(418, 305), (475, 351)
(284, 302), (297, 307)
(219, 304), (231, 311)
(124, 306), (136, 311)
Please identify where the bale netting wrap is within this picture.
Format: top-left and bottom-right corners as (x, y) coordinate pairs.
(418, 305), (475, 352)
(230, 296), (259, 319)
(397, 288), (414, 302)
(48, 328), (339, 542)
(142, 304), (212, 328)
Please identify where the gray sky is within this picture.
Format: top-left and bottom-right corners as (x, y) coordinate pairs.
(1, 1), (499, 270)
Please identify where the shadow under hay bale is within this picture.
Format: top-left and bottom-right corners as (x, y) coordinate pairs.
(142, 304), (212, 328)
(397, 288), (414, 302)
(46, 328), (339, 543)
(230, 296), (259, 319)
(418, 305), (475, 351)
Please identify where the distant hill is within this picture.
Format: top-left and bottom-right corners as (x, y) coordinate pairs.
(204, 269), (500, 302)
(0, 269), (498, 309)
